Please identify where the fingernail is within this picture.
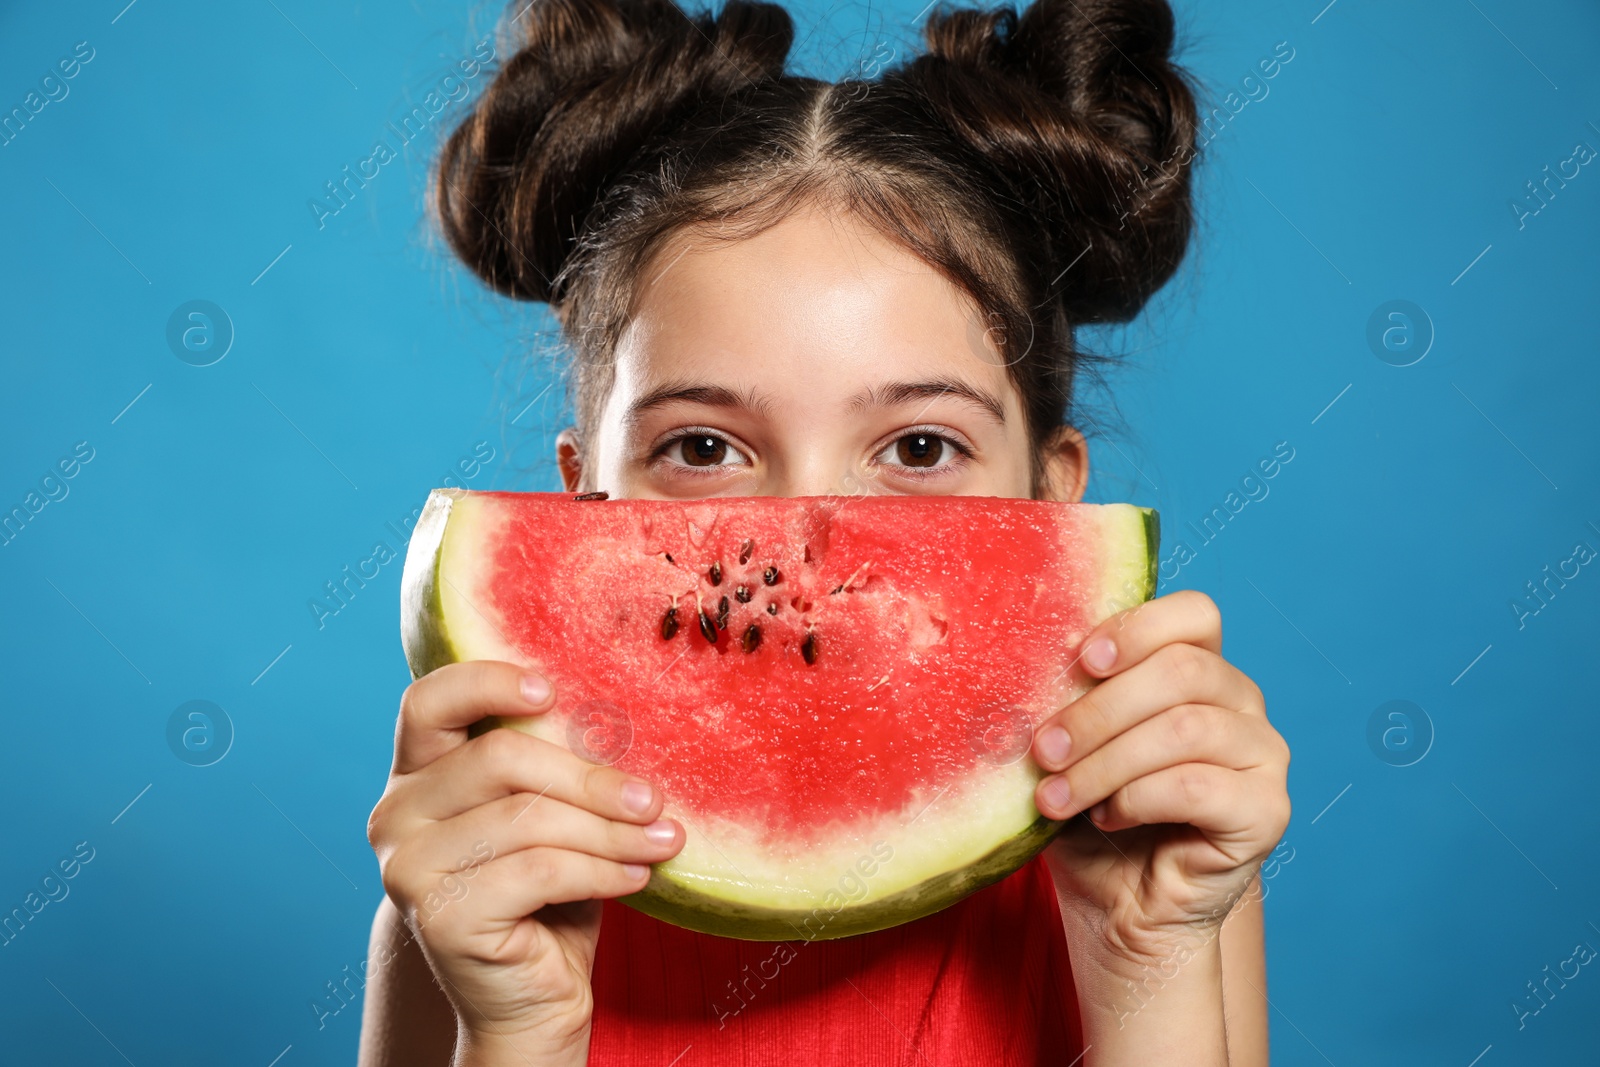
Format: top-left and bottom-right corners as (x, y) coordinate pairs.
(621, 780), (653, 816)
(1090, 801), (1109, 825)
(1084, 638), (1117, 673)
(623, 863), (650, 880)
(520, 672), (552, 707)
(1035, 726), (1071, 767)
(643, 819), (676, 845)
(1039, 776), (1071, 816)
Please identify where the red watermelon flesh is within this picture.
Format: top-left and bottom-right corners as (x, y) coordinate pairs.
(401, 490), (1158, 940)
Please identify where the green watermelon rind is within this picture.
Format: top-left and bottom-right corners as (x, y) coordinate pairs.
(399, 489), (465, 681)
(399, 489), (1160, 940)
(1143, 508), (1161, 598)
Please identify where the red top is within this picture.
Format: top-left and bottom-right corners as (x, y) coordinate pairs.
(588, 853), (1084, 1065)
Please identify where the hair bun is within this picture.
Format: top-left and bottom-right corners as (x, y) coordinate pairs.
(907, 0), (1197, 324)
(435, 0), (794, 305)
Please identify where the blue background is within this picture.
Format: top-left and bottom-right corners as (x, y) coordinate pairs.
(2, 0), (1596, 1062)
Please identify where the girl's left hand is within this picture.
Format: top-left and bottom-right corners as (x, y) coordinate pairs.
(1031, 589), (1291, 965)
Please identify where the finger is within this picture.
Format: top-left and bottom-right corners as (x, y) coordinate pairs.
(399, 792), (682, 889)
(422, 847), (653, 943)
(1035, 703), (1281, 820)
(1032, 643), (1264, 774)
(1085, 763), (1291, 857)
(1074, 589), (1224, 680)
(395, 660), (556, 775)
(389, 725), (663, 827)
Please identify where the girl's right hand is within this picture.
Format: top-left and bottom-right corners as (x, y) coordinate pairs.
(365, 661), (684, 1065)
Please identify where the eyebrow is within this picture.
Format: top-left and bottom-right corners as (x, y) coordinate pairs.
(848, 377), (1008, 428)
(623, 375), (1007, 429)
(623, 382), (776, 429)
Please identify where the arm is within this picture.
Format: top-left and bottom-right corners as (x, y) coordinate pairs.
(1056, 876), (1266, 1065)
(357, 896), (458, 1067)
(1063, 910), (1230, 1064)
(1220, 882), (1269, 1066)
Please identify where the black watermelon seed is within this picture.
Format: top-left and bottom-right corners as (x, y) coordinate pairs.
(801, 630), (819, 665)
(762, 566), (780, 586)
(734, 584), (752, 603)
(708, 561), (722, 586)
(664, 552), (674, 564)
(829, 584), (845, 595)
(766, 602), (779, 615)
(716, 595), (730, 630)
(742, 623), (762, 653)
(698, 609), (717, 643)
(660, 606), (679, 640)
(739, 539), (755, 565)
(573, 490), (609, 501)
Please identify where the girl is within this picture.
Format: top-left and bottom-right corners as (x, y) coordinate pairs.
(361, 0), (1291, 1062)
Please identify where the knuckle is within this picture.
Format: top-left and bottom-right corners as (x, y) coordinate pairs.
(467, 659), (512, 710)
(1183, 589), (1223, 634)
(1271, 726), (1293, 766)
(405, 661), (507, 728)
(477, 723), (524, 775)
(378, 840), (420, 904)
(1160, 642), (1209, 693)
(1164, 703), (1210, 752)
(518, 847), (558, 889)
(397, 679), (425, 729)
(1250, 714), (1290, 765)
(1174, 765), (1212, 808)
(503, 789), (542, 825)
(1072, 692), (1114, 745)
(365, 795), (392, 851)
(580, 762), (614, 811)
(1268, 796), (1292, 837)
(609, 818), (640, 855)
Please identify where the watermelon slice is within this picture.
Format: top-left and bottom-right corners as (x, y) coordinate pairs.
(400, 490), (1157, 941)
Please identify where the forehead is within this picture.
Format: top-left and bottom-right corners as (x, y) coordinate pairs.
(611, 205), (1017, 406)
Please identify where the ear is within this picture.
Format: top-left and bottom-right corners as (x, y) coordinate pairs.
(555, 427), (584, 493)
(1036, 425), (1089, 503)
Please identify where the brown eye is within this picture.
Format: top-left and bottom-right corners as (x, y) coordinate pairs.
(679, 435), (728, 466)
(895, 434), (944, 468)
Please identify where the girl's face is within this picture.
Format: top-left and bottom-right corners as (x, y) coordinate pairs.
(556, 203), (1088, 504)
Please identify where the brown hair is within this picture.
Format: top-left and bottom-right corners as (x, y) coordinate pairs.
(435, 0), (1198, 495)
